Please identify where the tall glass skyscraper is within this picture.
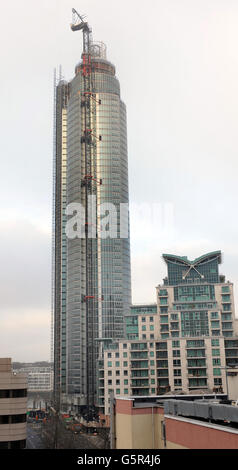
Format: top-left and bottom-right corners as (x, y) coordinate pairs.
(53, 35), (131, 411)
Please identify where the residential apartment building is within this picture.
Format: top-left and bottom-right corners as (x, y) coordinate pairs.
(97, 251), (238, 417)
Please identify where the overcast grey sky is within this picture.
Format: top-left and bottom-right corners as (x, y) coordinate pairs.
(0, 0), (238, 361)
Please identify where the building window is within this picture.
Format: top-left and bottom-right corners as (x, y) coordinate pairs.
(173, 359), (181, 366)
(107, 362), (112, 367)
(160, 316), (169, 324)
(174, 379), (182, 386)
(214, 378), (222, 385)
(173, 350), (180, 357)
(107, 353), (112, 358)
(171, 313), (178, 320)
(123, 362), (128, 367)
(212, 330), (220, 336)
(213, 368), (221, 376)
(161, 325), (169, 332)
(161, 333), (169, 339)
(211, 339), (219, 346)
(212, 349), (220, 356)
(124, 389), (128, 394)
(211, 312), (219, 319)
(150, 317), (154, 322)
(222, 286), (229, 293)
(123, 352), (127, 358)
(222, 294), (230, 302)
(172, 341), (180, 348)
(213, 358), (221, 366)
(159, 289), (168, 296)
(124, 379), (128, 385)
(171, 332), (179, 337)
(115, 361), (120, 367)
(160, 307), (168, 314)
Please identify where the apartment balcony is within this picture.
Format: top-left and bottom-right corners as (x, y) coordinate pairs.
(156, 352), (168, 359)
(170, 325), (180, 331)
(130, 344), (148, 352)
(187, 363), (206, 368)
(225, 340), (238, 348)
(156, 342), (167, 350)
(187, 351), (206, 359)
(188, 378), (208, 388)
(130, 355), (148, 361)
(131, 380), (149, 388)
(225, 350), (238, 357)
(188, 385), (208, 391)
(188, 372), (207, 378)
(131, 372), (149, 378)
(157, 370), (169, 377)
(222, 324), (233, 330)
(131, 389), (150, 396)
(131, 363), (149, 369)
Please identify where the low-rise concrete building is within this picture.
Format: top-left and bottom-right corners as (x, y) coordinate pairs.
(0, 358), (27, 449)
(14, 365), (53, 392)
(111, 395), (238, 449)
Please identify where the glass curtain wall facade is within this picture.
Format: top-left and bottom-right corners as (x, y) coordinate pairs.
(53, 46), (131, 407)
(53, 80), (68, 400)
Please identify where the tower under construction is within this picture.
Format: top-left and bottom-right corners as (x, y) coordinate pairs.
(52, 10), (131, 417)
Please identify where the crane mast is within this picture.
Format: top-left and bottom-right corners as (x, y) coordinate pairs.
(71, 8), (101, 422)
(71, 8), (92, 54)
